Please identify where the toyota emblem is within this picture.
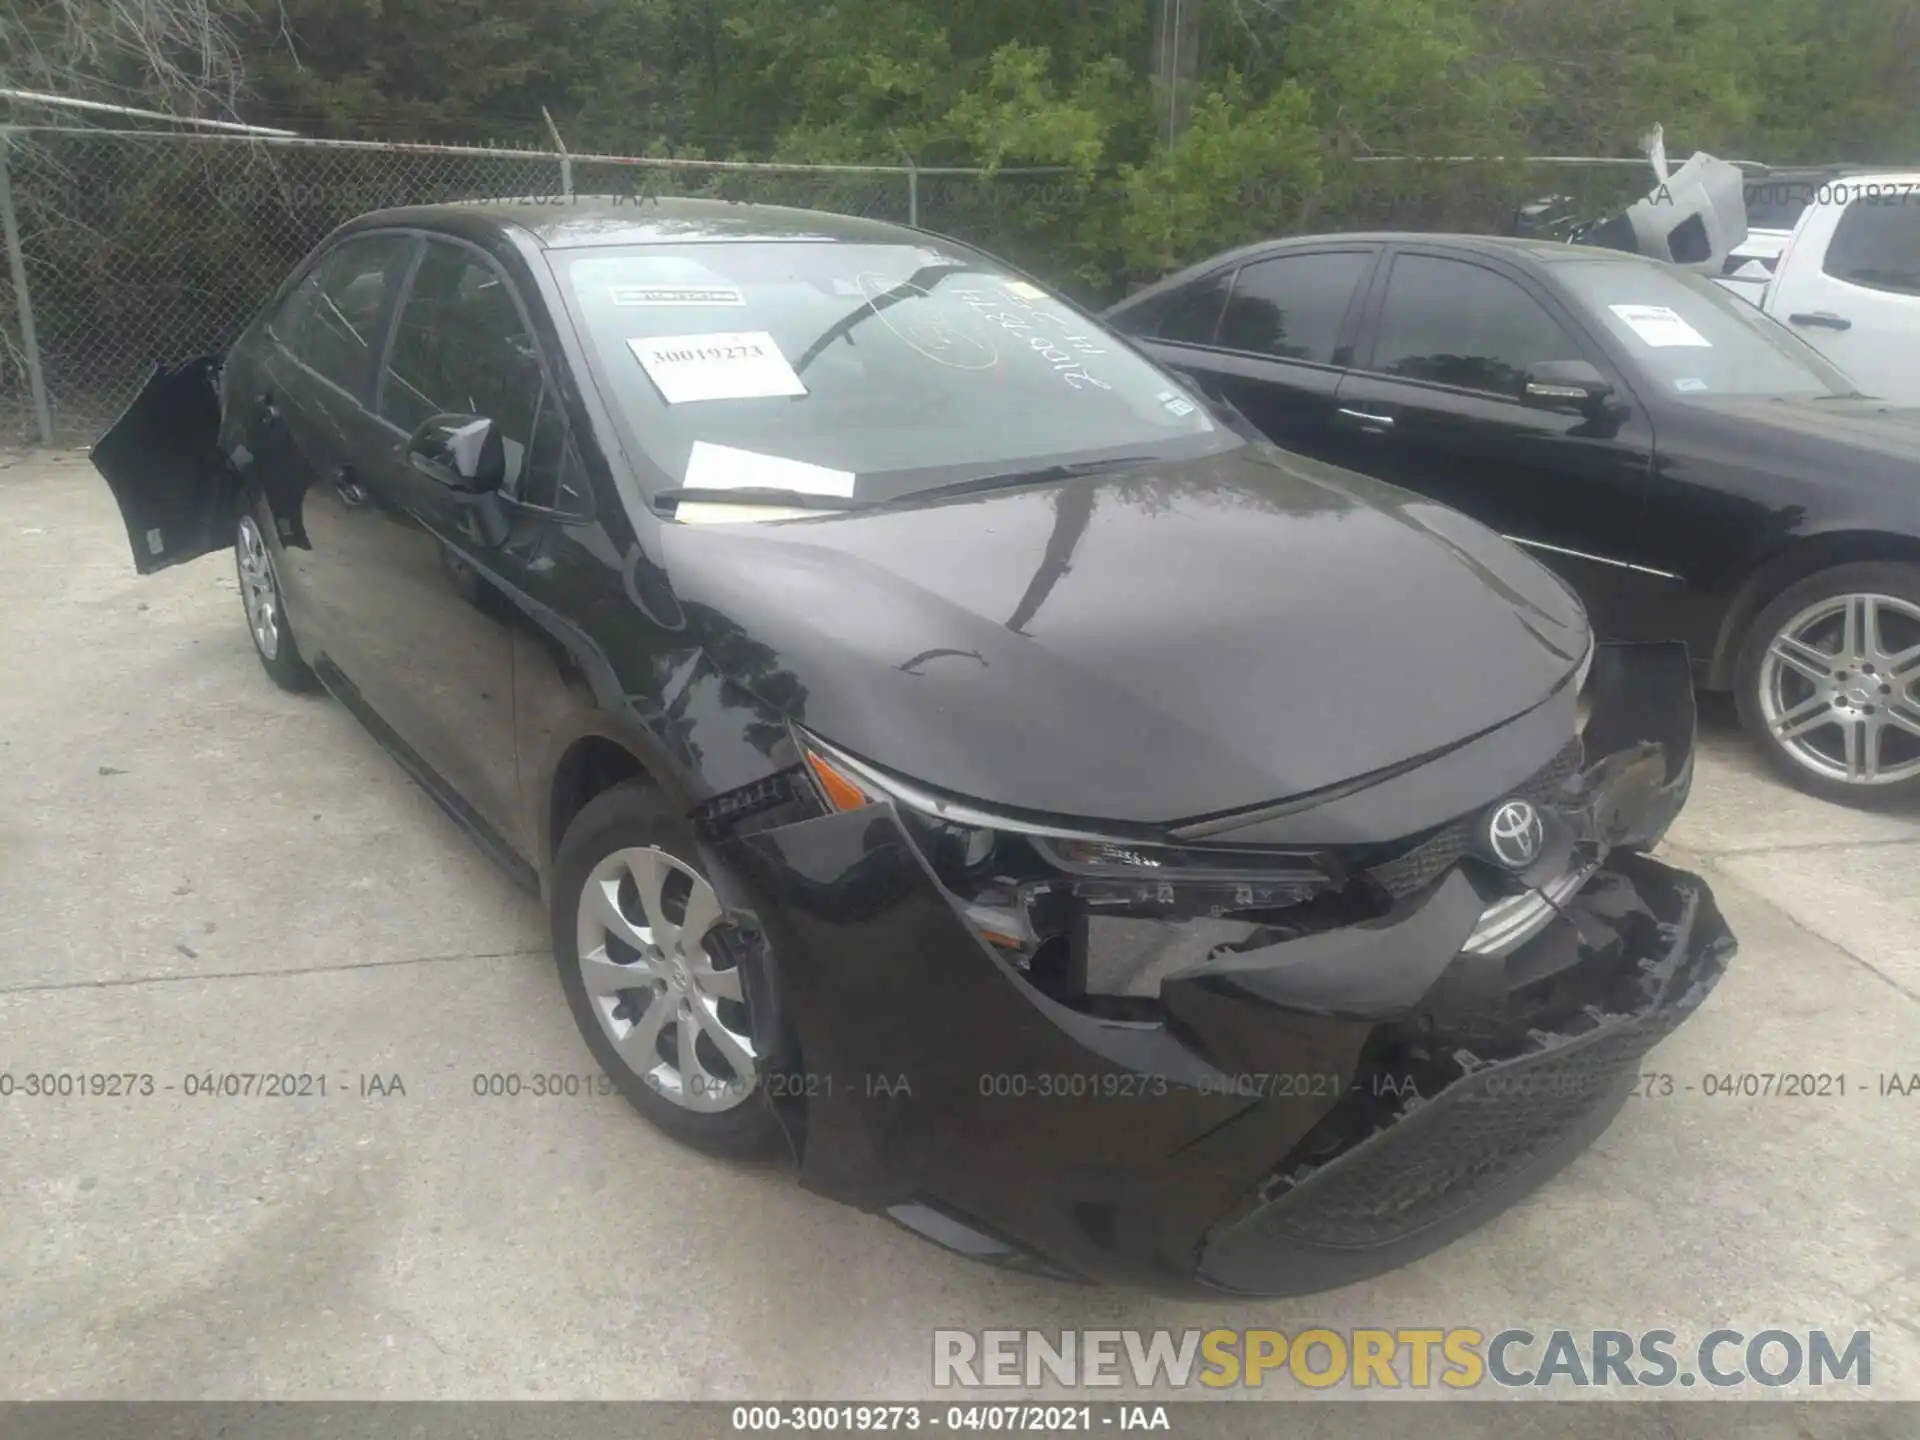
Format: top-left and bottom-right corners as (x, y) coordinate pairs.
(1485, 799), (1545, 870)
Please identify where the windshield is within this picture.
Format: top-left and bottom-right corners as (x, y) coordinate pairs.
(1552, 257), (1858, 399)
(555, 240), (1231, 507)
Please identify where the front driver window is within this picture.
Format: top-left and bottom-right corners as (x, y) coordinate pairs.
(381, 241), (555, 501)
(278, 233), (414, 396)
(1370, 254), (1581, 396)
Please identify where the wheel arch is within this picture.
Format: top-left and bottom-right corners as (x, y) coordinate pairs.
(538, 719), (690, 886)
(1709, 530), (1920, 688)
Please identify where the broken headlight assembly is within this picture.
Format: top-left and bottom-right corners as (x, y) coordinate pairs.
(794, 730), (1353, 976)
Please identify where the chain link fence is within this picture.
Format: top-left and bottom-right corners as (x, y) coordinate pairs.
(0, 124), (1665, 446)
(0, 127), (1091, 444)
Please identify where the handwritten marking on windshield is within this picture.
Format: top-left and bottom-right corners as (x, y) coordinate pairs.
(857, 273), (1000, 370)
(950, 288), (1114, 391)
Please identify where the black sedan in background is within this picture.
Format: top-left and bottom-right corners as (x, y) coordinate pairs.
(1107, 234), (1920, 805)
(94, 200), (1732, 1296)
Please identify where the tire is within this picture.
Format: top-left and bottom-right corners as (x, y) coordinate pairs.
(234, 510), (318, 692)
(1734, 560), (1920, 805)
(550, 779), (783, 1156)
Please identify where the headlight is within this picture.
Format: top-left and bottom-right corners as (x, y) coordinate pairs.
(796, 730), (1337, 963)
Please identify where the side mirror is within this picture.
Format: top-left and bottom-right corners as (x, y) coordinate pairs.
(1523, 360), (1617, 418)
(407, 414), (505, 494)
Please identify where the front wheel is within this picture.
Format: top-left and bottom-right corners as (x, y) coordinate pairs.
(550, 780), (782, 1156)
(235, 511), (317, 692)
(1735, 561), (1920, 805)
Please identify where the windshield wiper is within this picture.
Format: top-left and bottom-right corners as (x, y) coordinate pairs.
(653, 454), (1166, 519)
(651, 486), (868, 516)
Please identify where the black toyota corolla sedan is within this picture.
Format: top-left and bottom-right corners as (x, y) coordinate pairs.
(1106, 234), (1920, 805)
(94, 199), (1734, 1296)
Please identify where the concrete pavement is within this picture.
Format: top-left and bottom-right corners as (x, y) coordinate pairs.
(1, 450), (1915, 1402)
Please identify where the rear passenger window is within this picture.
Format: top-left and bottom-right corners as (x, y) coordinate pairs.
(1825, 199), (1920, 297)
(1117, 272), (1233, 345)
(1215, 252), (1370, 364)
(282, 234), (414, 395)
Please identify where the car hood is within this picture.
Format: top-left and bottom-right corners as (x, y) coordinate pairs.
(658, 445), (1589, 827)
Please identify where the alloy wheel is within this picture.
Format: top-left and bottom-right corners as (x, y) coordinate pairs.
(1757, 592), (1920, 787)
(574, 846), (759, 1113)
(236, 515), (281, 660)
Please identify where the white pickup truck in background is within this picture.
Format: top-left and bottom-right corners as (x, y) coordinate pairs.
(1714, 170), (1920, 404)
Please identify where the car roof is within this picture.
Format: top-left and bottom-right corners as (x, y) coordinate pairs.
(1113, 232), (1667, 306)
(1254, 232), (1651, 263)
(343, 195), (929, 250)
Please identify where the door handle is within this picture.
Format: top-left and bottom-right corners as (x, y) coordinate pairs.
(1336, 407), (1396, 432)
(1788, 310), (1853, 331)
(331, 467), (367, 507)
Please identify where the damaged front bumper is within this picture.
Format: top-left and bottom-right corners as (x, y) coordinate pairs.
(713, 644), (1735, 1295)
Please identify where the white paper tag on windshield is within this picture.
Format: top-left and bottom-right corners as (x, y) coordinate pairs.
(628, 331), (807, 404)
(1609, 304), (1712, 348)
(611, 286), (745, 307)
(683, 442), (855, 498)
(1004, 280), (1048, 302)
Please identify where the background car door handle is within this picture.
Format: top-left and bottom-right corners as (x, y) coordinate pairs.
(1788, 311), (1853, 331)
(332, 467), (367, 506)
(1336, 407), (1396, 432)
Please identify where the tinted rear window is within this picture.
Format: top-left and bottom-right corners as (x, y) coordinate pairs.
(1215, 251), (1371, 364)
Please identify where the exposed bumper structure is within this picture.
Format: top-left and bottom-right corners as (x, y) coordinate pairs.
(715, 644), (1734, 1295)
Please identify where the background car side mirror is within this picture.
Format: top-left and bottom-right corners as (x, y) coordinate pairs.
(1523, 360), (1617, 418)
(408, 414), (505, 494)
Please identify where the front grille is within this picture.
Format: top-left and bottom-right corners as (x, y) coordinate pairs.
(1366, 738), (1584, 899)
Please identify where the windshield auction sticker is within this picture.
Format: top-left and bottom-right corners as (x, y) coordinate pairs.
(611, 285), (746, 307)
(628, 331), (808, 404)
(1608, 304), (1712, 348)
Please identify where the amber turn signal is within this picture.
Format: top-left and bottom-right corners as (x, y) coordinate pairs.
(805, 748), (872, 813)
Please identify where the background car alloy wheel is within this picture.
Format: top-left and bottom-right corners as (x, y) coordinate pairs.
(1738, 562), (1920, 804)
(575, 846), (758, 1114)
(550, 780), (782, 1156)
(234, 510), (317, 691)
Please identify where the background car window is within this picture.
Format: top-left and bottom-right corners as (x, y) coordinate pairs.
(1214, 252), (1369, 364)
(1824, 200), (1920, 297)
(283, 233), (413, 395)
(1742, 181), (1814, 233)
(382, 242), (556, 499)
(1369, 255), (1579, 394)
(1118, 272), (1232, 345)
(1554, 255), (1855, 398)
